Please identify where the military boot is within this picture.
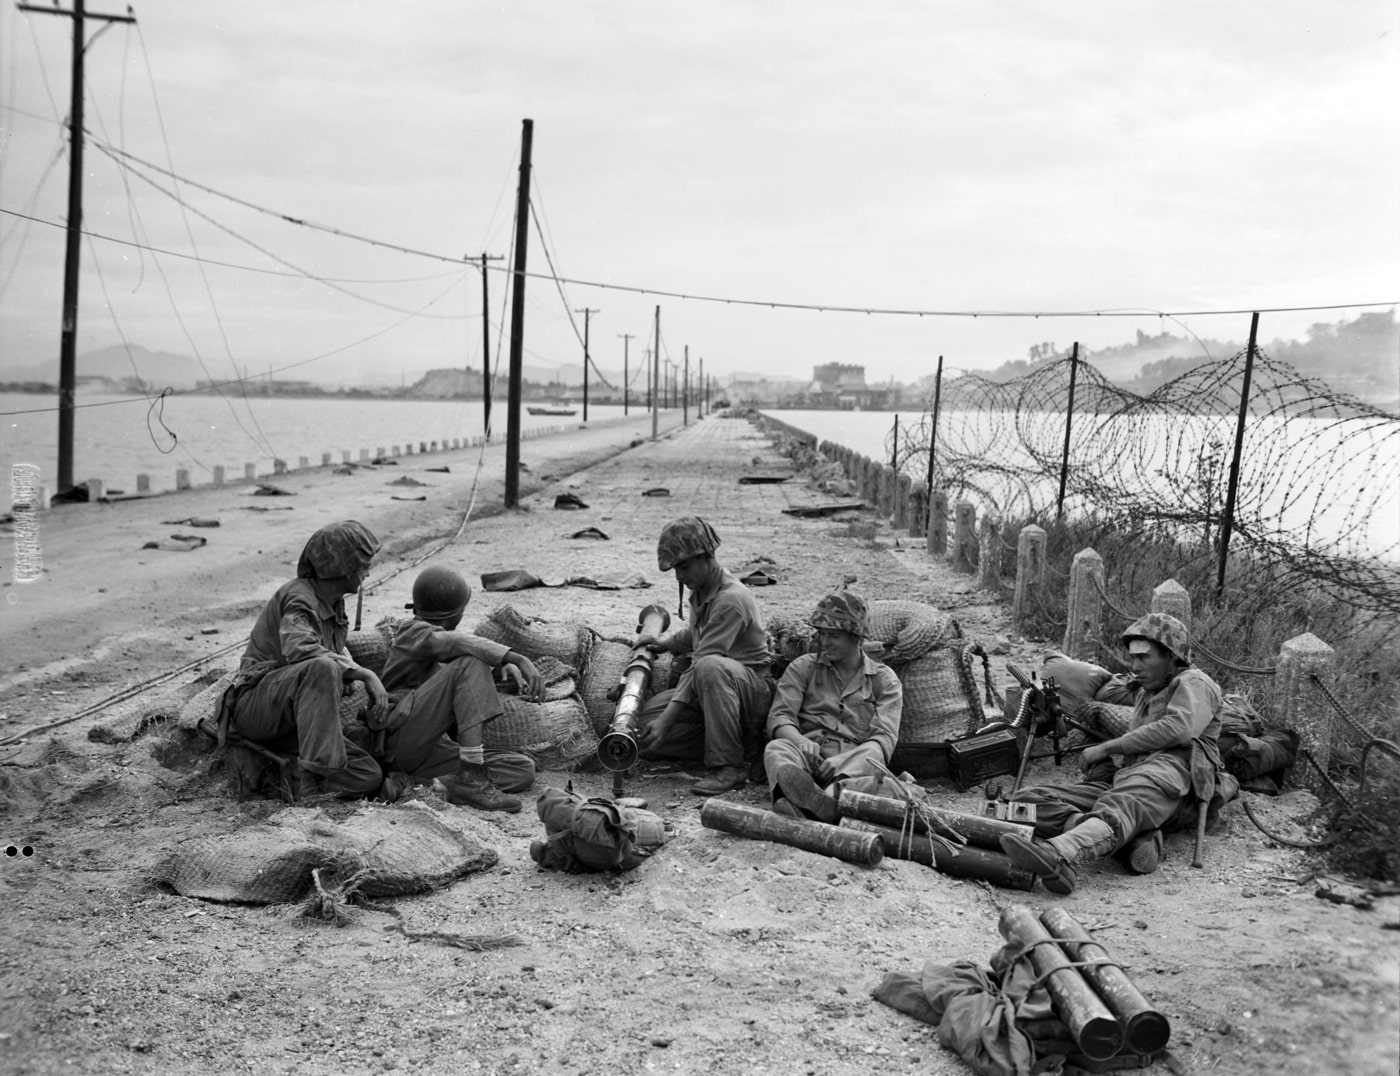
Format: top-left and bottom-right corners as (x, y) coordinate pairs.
(1125, 828), (1165, 874)
(1001, 816), (1117, 895)
(443, 762), (522, 813)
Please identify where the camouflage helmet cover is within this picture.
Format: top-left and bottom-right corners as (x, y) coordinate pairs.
(809, 591), (869, 639)
(656, 516), (721, 572)
(1121, 612), (1191, 665)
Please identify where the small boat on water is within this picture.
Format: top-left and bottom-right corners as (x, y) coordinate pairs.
(527, 405), (578, 416)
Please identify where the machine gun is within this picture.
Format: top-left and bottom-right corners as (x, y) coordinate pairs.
(596, 603), (671, 799)
(997, 664), (1106, 800)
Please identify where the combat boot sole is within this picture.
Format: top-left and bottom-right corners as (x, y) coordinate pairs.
(773, 764), (839, 823)
(1126, 829), (1165, 874)
(1000, 833), (1078, 895)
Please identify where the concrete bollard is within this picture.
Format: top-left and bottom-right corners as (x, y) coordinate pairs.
(274, 460), (288, 476)
(1012, 524), (1047, 623)
(245, 463), (256, 481)
(419, 442), (428, 454)
(137, 474), (151, 494)
(343, 451), (352, 464)
(952, 501), (977, 573)
(978, 514), (1002, 591)
(1151, 579), (1192, 628)
(175, 469), (191, 491)
(86, 478), (105, 502)
(1276, 633), (1336, 789)
(878, 466), (896, 517)
(895, 474), (912, 529)
(213, 466), (225, 487)
(322, 453), (332, 467)
(297, 456), (309, 470)
(1062, 548), (1105, 659)
(928, 488), (948, 556)
(392, 446), (400, 457)
(909, 486), (927, 538)
(361, 449), (370, 462)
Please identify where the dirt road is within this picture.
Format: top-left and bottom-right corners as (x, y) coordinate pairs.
(1, 412), (1396, 1075)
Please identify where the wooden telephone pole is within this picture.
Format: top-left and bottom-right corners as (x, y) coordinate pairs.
(651, 307), (661, 441)
(474, 253), (503, 437)
(18, 0), (136, 493)
(504, 119), (533, 509)
(575, 307), (598, 422)
(619, 333), (634, 414)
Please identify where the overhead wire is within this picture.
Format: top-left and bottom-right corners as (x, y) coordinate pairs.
(64, 137), (1399, 322)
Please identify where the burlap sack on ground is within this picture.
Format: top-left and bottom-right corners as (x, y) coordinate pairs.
(487, 695), (599, 771)
(150, 800), (498, 904)
(472, 605), (595, 668)
(578, 640), (673, 737)
(178, 671), (236, 734)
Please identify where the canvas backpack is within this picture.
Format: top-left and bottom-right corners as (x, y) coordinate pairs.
(529, 786), (672, 872)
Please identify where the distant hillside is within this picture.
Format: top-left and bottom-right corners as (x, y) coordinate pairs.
(2, 344), (236, 390)
(963, 311), (1398, 400)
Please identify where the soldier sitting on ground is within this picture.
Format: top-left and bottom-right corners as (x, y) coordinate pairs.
(1000, 613), (1224, 894)
(635, 516), (775, 796)
(763, 591), (905, 822)
(374, 566), (545, 813)
(226, 520), (390, 799)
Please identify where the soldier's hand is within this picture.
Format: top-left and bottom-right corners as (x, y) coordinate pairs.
(815, 757), (836, 783)
(364, 673), (390, 720)
(502, 654), (545, 701)
(635, 634), (667, 654)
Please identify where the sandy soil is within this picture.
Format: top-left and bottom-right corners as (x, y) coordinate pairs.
(1, 412), (1396, 1076)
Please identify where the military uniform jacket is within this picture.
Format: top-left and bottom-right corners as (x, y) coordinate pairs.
(767, 651), (904, 767)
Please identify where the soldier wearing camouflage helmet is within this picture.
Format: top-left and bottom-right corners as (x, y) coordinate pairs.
(635, 516), (774, 796)
(762, 591), (905, 822)
(1001, 611), (1225, 894)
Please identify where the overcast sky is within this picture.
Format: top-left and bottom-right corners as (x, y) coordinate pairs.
(1, 1), (1396, 389)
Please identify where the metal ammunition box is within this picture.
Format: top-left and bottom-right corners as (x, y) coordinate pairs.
(946, 727), (1020, 790)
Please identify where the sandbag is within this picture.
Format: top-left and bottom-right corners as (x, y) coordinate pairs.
(178, 671), (236, 734)
(471, 605), (594, 668)
(866, 600), (959, 666)
(345, 616), (400, 675)
(487, 695), (598, 771)
(1039, 651), (1113, 708)
(150, 800), (499, 904)
(895, 641), (997, 745)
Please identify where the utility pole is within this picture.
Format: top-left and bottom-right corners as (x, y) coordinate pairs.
(651, 306), (661, 441)
(619, 334), (634, 415)
(575, 307), (598, 422)
(19, 0), (135, 493)
(472, 253), (503, 437)
(698, 357), (704, 417)
(505, 118), (533, 509)
(683, 346), (689, 426)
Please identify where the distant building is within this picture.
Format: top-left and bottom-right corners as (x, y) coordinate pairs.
(793, 363), (893, 409)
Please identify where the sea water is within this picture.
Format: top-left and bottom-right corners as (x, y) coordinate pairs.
(1, 392), (640, 507)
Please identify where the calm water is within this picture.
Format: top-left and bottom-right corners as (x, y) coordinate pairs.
(1, 391), (647, 507)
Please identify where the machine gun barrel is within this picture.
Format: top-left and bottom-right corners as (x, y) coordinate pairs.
(597, 604), (671, 772)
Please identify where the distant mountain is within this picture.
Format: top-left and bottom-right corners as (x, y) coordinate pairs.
(2, 345), (234, 390)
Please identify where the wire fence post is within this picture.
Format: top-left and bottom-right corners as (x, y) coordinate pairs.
(923, 355), (944, 524)
(1055, 342), (1080, 524)
(1216, 312), (1259, 596)
(1277, 633), (1336, 791)
(891, 414), (899, 472)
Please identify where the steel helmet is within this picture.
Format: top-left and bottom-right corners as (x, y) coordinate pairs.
(1121, 612), (1191, 665)
(809, 591), (869, 638)
(656, 516), (721, 572)
(409, 565), (472, 622)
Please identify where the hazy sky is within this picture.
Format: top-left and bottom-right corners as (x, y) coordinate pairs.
(2, 1), (1396, 389)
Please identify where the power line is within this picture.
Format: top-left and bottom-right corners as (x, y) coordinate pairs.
(61, 141), (1399, 322)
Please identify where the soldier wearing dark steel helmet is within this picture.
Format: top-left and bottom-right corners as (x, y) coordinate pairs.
(373, 566), (546, 813)
(228, 521), (390, 799)
(635, 516), (774, 796)
(1001, 611), (1225, 894)
(762, 591), (905, 822)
